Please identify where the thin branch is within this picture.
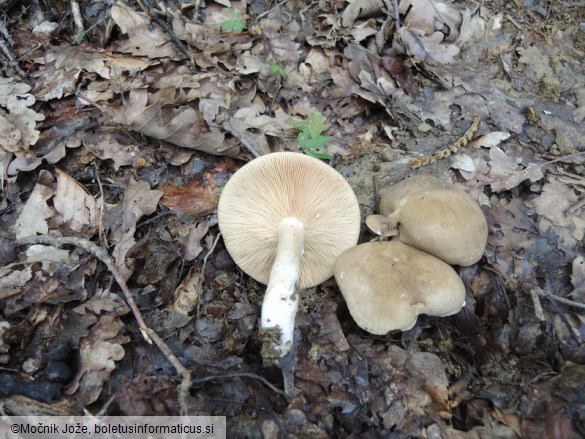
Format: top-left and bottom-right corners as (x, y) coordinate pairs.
(16, 235), (189, 377)
(191, 372), (287, 399)
(537, 287), (585, 311)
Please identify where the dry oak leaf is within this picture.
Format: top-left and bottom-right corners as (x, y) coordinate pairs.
(106, 177), (163, 281)
(395, 27), (460, 65)
(65, 314), (129, 407)
(0, 245), (81, 315)
(110, 4), (181, 59)
(484, 147), (544, 192)
(400, 0), (463, 42)
(341, 0), (385, 28)
(0, 77), (44, 152)
(79, 128), (152, 170)
(530, 177), (585, 255)
(53, 168), (99, 232)
(102, 88), (232, 157)
(13, 170), (55, 239)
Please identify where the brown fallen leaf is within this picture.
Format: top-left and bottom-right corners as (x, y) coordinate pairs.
(159, 175), (219, 222)
(65, 314), (129, 408)
(395, 27), (460, 65)
(401, 0), (463, 42)
(341, 0), (385, 28)
(0, 77), (44, 152)
(110, 4), (181, 60)
(53, 168), (99, 233)
(530, 177), (585, 254)
(80, 128), (153, 170)
(14, 170), (55, 239)
(106, 177), (163, 280)
(100, 88), (233, 157)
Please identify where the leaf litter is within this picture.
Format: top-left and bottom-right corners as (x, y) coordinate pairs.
(1, 0), (584, 437)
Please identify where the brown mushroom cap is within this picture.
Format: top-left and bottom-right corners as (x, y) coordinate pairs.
(376, 175), (487, 266)
(334, 241), (466, 334)
(218, 152), (361, 289)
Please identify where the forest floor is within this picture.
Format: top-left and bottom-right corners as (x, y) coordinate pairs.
(1, 0), (584, 437)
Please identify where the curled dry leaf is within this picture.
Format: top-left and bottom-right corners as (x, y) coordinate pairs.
(53, 168), (99, 233)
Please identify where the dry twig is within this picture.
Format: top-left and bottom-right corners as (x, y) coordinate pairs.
(17, 235), (192, 414)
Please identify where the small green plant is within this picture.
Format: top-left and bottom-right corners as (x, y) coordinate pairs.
(268, 61), (286, 79)
(290, 112), (332, 160)
(73, 30), (86, 45)
(221, 7), (246, 33)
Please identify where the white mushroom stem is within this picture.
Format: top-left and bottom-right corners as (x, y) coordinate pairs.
(260, 217), (304, 358)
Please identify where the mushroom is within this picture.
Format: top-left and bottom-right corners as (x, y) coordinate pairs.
(366, 175), (487, 266)
(218, 152), (361, 361)
(334, 241), (466, 334)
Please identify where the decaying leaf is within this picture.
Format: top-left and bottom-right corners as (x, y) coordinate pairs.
(480, 147), (545, 192)
(517, 46), (554, 81)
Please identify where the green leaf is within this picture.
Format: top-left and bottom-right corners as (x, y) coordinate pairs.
(268, 61), (286, 79)
(303, 149), (332, 159)
(297, 130), (310, 147)
(299, 135), (332, 149)
(305, 112), (326, 138)
(73, 30), (86, 45)
(221, 7), (246, 32)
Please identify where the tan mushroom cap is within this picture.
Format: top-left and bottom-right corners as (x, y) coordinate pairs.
(218, 152), (361, 289)
(334, 241), (466, 334)
(377, 175), (487, 266)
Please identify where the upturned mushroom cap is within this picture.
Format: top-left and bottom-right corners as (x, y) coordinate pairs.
(334, 241), (466, 334)
(373, 175), (487, 266)
(218, 152), (361, 289)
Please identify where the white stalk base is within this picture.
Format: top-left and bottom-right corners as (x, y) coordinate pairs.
(260, 217), (304, 360)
